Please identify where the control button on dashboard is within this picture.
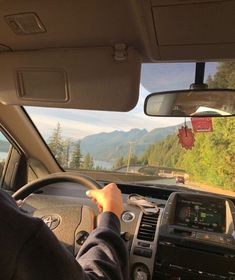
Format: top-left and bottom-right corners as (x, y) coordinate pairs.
(132, 264), (150, 280)
(138, 242), (150, 248)
(134, 247), (142, 256)
(121, 211), (135, 223)
(143, 249), (152, 258)
(76, 231), (89, 246)
(134, 247), (152, 258)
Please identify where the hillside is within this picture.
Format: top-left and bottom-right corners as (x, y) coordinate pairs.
(80, 124), (183, 161)
(140, 118), (235, 190)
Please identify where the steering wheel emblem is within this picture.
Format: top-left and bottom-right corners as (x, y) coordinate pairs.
(42, 215), (61, 230)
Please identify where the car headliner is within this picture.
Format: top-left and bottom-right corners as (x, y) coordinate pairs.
(0, 0), (235, 111)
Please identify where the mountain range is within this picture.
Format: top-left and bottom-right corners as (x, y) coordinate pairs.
(80, 123), (186, 162)
(0, 123), (188, 164)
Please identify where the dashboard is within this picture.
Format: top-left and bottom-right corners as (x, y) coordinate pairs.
(156, 192), (235, 279)
(21, 181), (235, 280)
(174, 195), (226, 233)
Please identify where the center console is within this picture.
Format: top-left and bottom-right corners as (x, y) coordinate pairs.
(155, 192), (235, 279)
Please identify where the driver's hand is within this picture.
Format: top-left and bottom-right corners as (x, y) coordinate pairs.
(86, 183), (124, 219)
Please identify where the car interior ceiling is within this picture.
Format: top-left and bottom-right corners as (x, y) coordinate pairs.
(0, 1), (235, 280)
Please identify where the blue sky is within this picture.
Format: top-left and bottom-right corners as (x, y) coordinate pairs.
(26, 62), (218, 141)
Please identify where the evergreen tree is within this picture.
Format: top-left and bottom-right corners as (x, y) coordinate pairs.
(70, 142), (82, 169)
(113, 157), (125, 169)
(178, 118), (235, 189)
(48, 123), (65, 165)
(129, 154), (139, 165)
(95, 165), (106, 171)
(207, 62), (235, 88)
(113, 154), (140, 169)
(140, 122), (234, 189)
(141, 134), (184, 168)
(81, 153), (94, 170)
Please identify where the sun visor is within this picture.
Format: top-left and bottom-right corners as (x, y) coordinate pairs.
(151, 0), (235, 60)
(0, 47), (141, 111)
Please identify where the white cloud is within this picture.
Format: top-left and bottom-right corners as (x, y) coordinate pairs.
(30, 113), (116, 140)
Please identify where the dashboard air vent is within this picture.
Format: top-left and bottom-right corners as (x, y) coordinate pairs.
(137, 212), (159, 242)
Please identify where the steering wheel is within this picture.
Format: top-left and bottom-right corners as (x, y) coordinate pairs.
(13, 172), (102, 200)
(12, 172), (102, 255)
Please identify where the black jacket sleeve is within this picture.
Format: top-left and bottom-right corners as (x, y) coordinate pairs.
(76, 212), (129, 280)
(0, 190), (129, 280)
(13, 213), (129, 280)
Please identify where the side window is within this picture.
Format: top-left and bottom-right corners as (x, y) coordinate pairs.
(0, 131), (12, 180)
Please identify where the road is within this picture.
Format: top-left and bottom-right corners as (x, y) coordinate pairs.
(136, 177), (235, 197)
(137, 177), (206, 192)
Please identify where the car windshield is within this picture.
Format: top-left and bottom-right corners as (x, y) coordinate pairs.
(25, 62), (235, 197)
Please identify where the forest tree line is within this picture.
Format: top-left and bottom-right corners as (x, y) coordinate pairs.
(47, 123), (104, 171)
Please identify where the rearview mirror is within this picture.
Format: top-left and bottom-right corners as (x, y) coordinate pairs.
(144, 89), (235, 117)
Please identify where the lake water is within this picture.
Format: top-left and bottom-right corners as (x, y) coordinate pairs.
(0, 152), (8, 161)
(94, 160), (113, 170)
(0, 151), (113, 170)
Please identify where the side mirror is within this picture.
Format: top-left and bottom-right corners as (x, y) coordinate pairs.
(144, 89), (235, 117)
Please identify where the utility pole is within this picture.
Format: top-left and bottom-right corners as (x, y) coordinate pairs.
(126, 141), (135, 173)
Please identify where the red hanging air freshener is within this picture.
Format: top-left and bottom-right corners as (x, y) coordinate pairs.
(191, 117), (213, 132)
(178, 126), (195, 150)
